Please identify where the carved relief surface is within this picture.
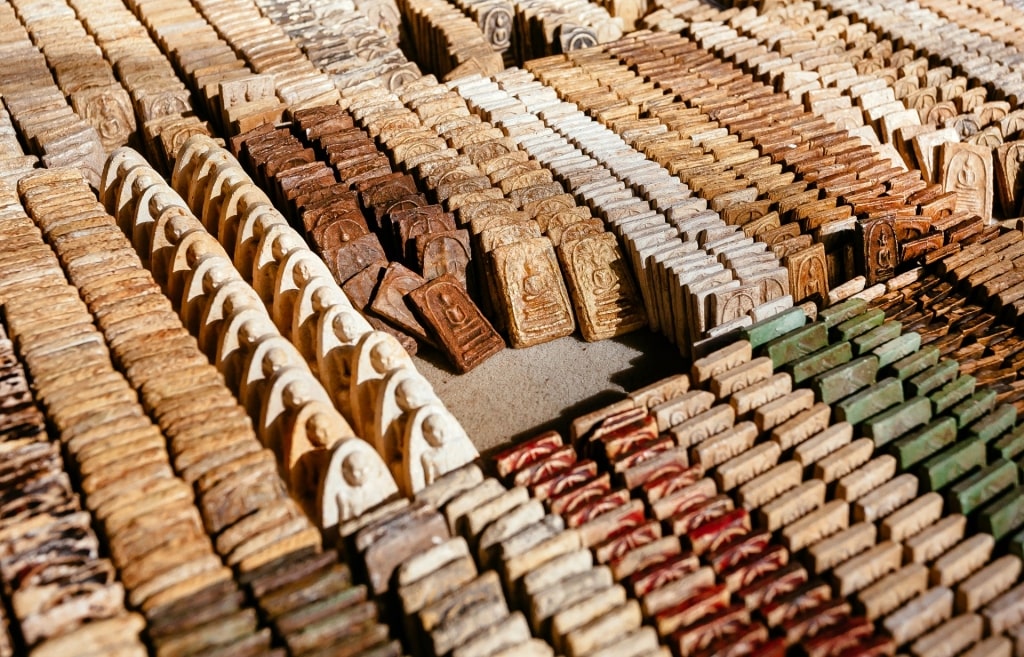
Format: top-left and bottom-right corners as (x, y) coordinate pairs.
(783, 243), (830, 304)
(940, 141), (993, 220)
(558, 233), (646, 341)
(995, 140), (1024, 217)
(491, 237), (575, 347)
(856, 216), (898, 285)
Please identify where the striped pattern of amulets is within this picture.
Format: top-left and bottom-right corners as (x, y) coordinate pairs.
(4, 0), (1024, 655)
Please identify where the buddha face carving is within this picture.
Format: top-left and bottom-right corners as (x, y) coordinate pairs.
(342, 449), (372, 486)
(396, 377), (435, 412)
(332, 311), (365, 344)
(422, 413), (451, 448)
(370, 340), (405, 374)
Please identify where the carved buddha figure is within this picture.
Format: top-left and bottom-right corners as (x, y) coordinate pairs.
(573, 234), (618, 302)
(925, 101), (957, 125)
(375, 372), (437, 471)
(319, 438), (399, 533)
(480, 3), (512, 50)
(349, 332), (413, 439)
(272, 254), (321, 338)
(793, 247), (829, 303)
(354, 0), (401, 38)
(78, 86), (134, 150)
(150, 212), (198, 292)
(863, 218), (897, 284)
(235, 208), (286, 280)
(240, 342), (301, 427)
(258, 358), (331, 456)
(100, 146), (147, 212)
(755, 269), (788, 302)
(400, 405), (477, 494)
(181, 247), (225, 330)
(280, 379), (318, 451)
(312, 214), (368, 251)
(522, 260), (554, 317)
(210, 290), (268, 372)
(253, 230), (303, 304)
(201, 166), (248, 234)
(318, 308), (372, 423)
(420, 279), (499, 364)
(420, 233), (470, 285)
(196, 273), (256, 357)
(281, 381), (354, 513)
(421, 410), (477, 483)
(217, 314), (271, 391)
(294, 279), (337, 367)
(286, 409), (330, 516)
(498, 238), (575, 346)
(185, 150), (232, 215)
(945, 147), (989, 217)
(219, 181), (269, 255)
(127, 171), (168, 253)
(171, 134), (217, 198)
(137, 87), (190, 123)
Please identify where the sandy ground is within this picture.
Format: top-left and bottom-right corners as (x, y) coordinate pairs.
(414, 327), (686, 456)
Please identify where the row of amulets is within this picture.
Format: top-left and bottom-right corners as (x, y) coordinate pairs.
(186, 0), (342, 110)
(115, 0), (282, 140)
(62, 0), (211, 174)
(7, 169), (400, 657)
(1, 170), (273, 657)
(249, 0), (421, 93)
(496, 304), (1024, 657)
(0, 2), (104, 186)
(818, 0), (1024, 106)
(453, 68), (797, 355)
(339, 463), (650, 657)
(653, 4), (1016, 278)
(229, 105), (506, 373)
(629, 11), (982, 267)
(6, 0), (135, 152)
(101, 144), (393, 523)
(494, 354), (825, 657)
(0, 321), (146, 657)
(98, 148), (385, 521)
(341, 76), (648, 346)
(398, 0), (506, 81)
(337, 442), (673, 657)
(571, 31), (990, 290)
(521, 34), (881, 297)
(679, 1), (1017, 152)
(873, 228), (1024, 388)
(674, 2), (1021, 226)
(915, 0), (1024, 46)
(104, 138), (478, 519)
(734, 298), (1024, 651)
(327, 464), (564, 657)
(645, 1), (923, 154)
